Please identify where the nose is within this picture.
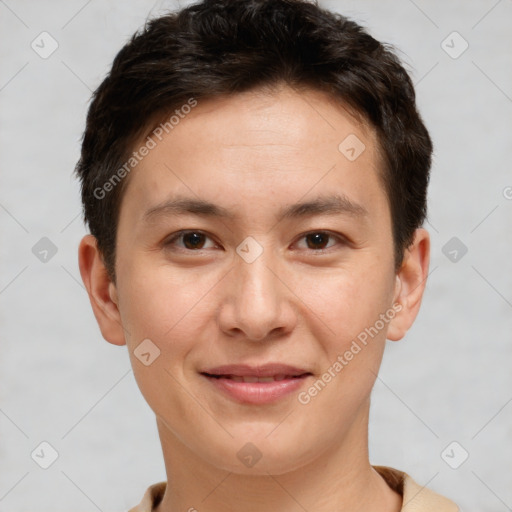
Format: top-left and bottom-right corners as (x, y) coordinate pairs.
(217, 247), (298, 342)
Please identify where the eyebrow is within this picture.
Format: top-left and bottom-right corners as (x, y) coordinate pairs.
(142, 193), (369, 223)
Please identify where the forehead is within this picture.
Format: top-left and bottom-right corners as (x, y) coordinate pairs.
(119, 85), (387, 226)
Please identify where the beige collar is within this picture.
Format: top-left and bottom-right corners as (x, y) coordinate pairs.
(128, 465), (459, 511)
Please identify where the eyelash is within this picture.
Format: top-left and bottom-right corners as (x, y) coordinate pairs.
(164, 230), (348, 254)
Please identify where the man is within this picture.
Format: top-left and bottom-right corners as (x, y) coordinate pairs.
(76, 0), (459, 510)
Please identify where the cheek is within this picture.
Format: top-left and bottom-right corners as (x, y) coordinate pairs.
(296, 264), (394, 404)
(117, 261), (219, 355)
(117, 267), (217, 421)
(295, 272), (393, 413)
(296, 262), (394, 344)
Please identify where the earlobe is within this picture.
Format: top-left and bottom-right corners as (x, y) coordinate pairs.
(78, 234), (126, 346)
(387, 228), (430, 342)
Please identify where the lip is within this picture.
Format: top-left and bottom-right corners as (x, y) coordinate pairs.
(200, 363), (313, 405)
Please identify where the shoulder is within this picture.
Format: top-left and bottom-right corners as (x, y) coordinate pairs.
(127, 481), (167, 512)
(373, 465), (459, 511)
(127, 470), (460, 512)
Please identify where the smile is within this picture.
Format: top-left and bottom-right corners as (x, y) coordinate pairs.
(199, 363), (313, 404)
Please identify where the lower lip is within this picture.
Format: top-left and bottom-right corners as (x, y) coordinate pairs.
(202, 374), (311, 404)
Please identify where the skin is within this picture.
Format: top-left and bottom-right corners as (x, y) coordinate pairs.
(79, 85), (430, 512)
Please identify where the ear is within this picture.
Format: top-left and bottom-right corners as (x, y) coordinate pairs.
(387, 228), (430, 342)
(78, 234), (126, 346)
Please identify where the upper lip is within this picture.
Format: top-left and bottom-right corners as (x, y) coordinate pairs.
(200, 363), (311, 378)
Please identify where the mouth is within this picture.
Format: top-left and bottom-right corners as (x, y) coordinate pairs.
(201, 373), (311, 383)
(199, 363), (313, 404)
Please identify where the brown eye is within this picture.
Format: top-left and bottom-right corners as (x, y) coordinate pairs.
(304, 232), (331, 250)
(295, 231), (343, 251)
(165, 230), (216, 251)
(182, 232), (206, 249)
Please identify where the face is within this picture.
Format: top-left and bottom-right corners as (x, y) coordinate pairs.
(80, 85), (429, 476)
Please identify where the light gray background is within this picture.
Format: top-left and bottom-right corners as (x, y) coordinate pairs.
(1, 1), (511, 511)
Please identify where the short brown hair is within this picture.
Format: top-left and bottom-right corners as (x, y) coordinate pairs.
(75, 0), (432, 282)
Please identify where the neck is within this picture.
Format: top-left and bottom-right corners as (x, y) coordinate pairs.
(153, 403), (401, 512)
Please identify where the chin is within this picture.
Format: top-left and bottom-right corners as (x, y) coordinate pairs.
(202, 435), (317, 476)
